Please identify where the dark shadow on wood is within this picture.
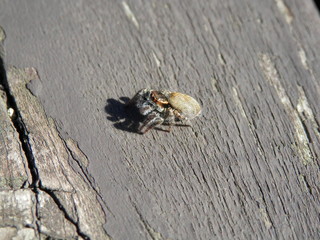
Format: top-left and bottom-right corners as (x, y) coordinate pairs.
(162, 123), (192, 127)
(105, 97), (144, 134)
(154, 123), (192, 133)
(153, 127), (171, 132)
(313, 0), (320, 14)
(0, 57), (7, 88)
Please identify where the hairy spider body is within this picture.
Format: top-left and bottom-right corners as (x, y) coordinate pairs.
(127, 88), (201, 134)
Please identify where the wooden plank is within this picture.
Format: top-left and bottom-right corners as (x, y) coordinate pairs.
(1, 26), (108, 238)
(1, 0), (320, 239)
(0, 89), (30, 189)
(3, 67), (109, 239)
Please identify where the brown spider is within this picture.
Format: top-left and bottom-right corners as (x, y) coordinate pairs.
(126, 88), (201, 134)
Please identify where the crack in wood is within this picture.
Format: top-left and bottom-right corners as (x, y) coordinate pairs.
(129, 197), (167, 240)
(0, 66), (89, 238)
(63, 137), (115, 219)
(258, 53), (314, 165)
(39, 187), (90, 240)
(0, 62), (109, 239)
(0, 58), (42, 238)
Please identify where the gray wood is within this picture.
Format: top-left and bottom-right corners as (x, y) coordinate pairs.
(1, 0), (320, 239)
(0, 88), (30, 190)
(1, 67), (108, 239)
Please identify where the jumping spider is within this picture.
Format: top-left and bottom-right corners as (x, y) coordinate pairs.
(126, 88), (201, 134)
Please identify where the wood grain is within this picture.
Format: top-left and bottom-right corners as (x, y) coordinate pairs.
(2, 67), (109, 239)
(1, 0), (320, 239)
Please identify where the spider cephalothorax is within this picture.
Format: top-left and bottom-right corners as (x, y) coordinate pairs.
(126, 88), (201, 134)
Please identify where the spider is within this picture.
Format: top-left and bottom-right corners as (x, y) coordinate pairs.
(126, 88), (201, 134)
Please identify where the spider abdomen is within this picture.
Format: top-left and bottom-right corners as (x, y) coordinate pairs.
(168, 92), (201, 119)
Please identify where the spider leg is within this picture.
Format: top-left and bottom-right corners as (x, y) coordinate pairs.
(174, 118), (192, 127)
(162, 108), (176, 132)
(162, 109), (192, 130)
(139, 113), (164, 134)
(138, 102), (154, 115)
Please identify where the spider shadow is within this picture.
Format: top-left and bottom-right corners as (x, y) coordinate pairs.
(105, 97), (144, 134)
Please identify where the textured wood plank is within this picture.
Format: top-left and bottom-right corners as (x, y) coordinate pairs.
(0, 189), (38, 239)
(4, 67), (109, 239)
(0, 189), (78, 239)
(0, 88), (31, 189)
(0, 0), (320, 239)
(0, 25), (30, 190)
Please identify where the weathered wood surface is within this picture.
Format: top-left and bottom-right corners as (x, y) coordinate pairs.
(1, 0), (320, 239)
(1, 21), (108, 240)
(2, 67), (108, 239)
